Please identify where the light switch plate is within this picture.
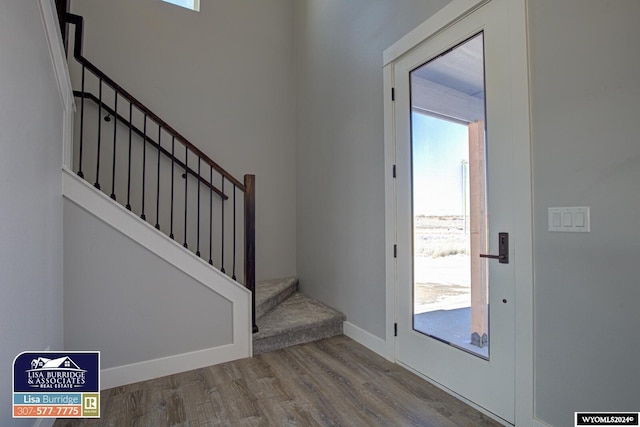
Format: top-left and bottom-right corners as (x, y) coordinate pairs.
(548, 207), (590, 232)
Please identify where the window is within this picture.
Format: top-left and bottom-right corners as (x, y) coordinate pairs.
(162, 0), (199, 12)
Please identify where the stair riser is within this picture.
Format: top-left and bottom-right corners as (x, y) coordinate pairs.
(253, 322), (343, 354)
(256, 283), (297, 320)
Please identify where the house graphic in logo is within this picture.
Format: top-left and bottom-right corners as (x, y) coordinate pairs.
(29, 356), (83, 371)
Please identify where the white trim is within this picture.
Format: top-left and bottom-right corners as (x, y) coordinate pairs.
(383, 0), (534, 425)
(38, 0), (75, 168)
(505, 2), (535, 427)
(100, 343), (243, 390)
(383, 0), (488, 66)
(532, 419), (553, 427)
(62, 167), (252, 386)
(38, 0), (74, 110)
(343, 322), (387, 358)
(383, 64), (397, 363)
(162, 0), (200, 13)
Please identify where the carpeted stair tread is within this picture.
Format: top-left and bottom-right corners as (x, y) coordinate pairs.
(253, 292), (345, 354)
(255, 277), (298, 320)
(255, 292), (345, 338)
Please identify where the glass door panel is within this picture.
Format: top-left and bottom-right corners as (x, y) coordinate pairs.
(410, 32), (489, 359)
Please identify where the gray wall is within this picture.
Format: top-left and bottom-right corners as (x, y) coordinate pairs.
(64, 199), (233, 369)
(528, 1), (640, 425)
(294, 0), (450, 338)
(0, 0), (64, 424)
(69, 0), (296, 281)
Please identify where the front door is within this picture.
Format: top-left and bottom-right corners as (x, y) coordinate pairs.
(394, 0), (519, 422)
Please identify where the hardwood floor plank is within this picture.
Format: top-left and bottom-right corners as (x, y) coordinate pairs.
(203, 389), (231, 425)
(105, 392), (131, 426)
(309, 335), (389, 382)
(293, 343), (434, 425)
(53, 336), (502, 427)
(280, 346), (389, 425)
(164, 388), (187, 425)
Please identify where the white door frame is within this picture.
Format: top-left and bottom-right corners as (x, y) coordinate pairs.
(383, 0), (534, 425)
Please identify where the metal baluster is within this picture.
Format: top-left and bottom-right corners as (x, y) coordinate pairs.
(183, 145), (188, 248)
(155, 126), (161, 229)
(209, 165), (213, 265)
(78, 66), (85, 178)
(232, 185), (237, 280)
(141, 114), (147, 221)
(169, 136), (175, 239)
(94, 79), (102, 189)
(126, 103), (133, 211)
(110, 90), (117, 200)
(196, 157), (201, 257)
(221, 177), (225, 274)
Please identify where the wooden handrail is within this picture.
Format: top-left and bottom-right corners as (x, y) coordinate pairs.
(73, 90), (228, 200)
(65, 13), (245, 191)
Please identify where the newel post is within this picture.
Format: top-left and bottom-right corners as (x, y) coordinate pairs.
(244, 174), (258, 333)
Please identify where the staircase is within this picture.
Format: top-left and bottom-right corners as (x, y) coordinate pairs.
(63, 13), (344, 359)
(253, 278), (345, 354)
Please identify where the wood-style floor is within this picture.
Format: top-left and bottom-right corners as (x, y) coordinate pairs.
(54, 335), (501, 426)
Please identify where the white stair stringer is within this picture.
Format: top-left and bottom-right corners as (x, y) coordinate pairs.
(62, 167), (252, 389)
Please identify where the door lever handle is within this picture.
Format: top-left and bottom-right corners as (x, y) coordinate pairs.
(479, 232), (509, 264)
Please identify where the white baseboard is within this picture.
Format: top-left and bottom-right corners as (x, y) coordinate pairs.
(101, 343), (246, 390)
(533, 418), (552, 427)
(343, 321), (387, 357)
